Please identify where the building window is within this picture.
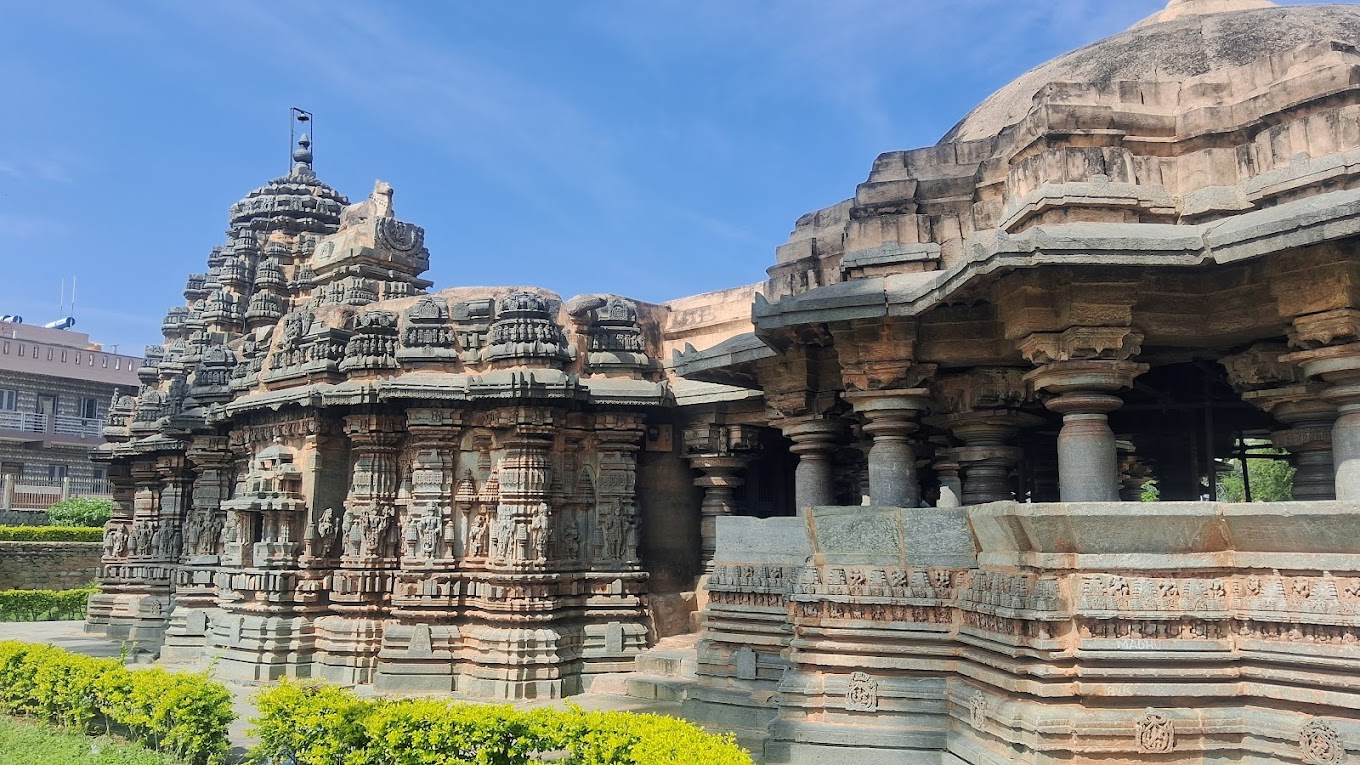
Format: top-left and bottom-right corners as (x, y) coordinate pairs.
(80, 397), (99, 419)
(48, 464), (68, 481)
(0, 390), (14, 411)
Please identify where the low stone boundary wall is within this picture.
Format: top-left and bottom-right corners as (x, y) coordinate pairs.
(0, 541), (101, 590)
(0, 510), (48, 526)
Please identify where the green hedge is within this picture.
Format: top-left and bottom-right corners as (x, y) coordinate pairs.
(0, 641), (234, 765)
(0, 526), (103, 542)
(0, 588), (98, 622)
(250, 680), (752, 765)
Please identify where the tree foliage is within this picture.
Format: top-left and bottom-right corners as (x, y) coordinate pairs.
(1218, 454), (1295, 502)
(45, 498), (113, 528)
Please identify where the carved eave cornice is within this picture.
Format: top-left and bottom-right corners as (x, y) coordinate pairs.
(93, 433), (190, 462)
(754, 187), (1360, 340)
(669, 332), (775, 389)
(208, 368), (668, 423)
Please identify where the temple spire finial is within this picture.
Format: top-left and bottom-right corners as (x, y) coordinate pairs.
(289, 107), (315, 179)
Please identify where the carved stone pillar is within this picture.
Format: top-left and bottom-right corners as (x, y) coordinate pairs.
(374, 408), (463, 694)
(1280, 311), (1360, 500)
(683, 423), (760, 572)
(162, 437), (232, 664)
(842, 389), (930, 508)
(778, 417), (843, 513)
(1021, 328), (1147, 502)
(399, 409), (462, 565)
(1118, 441), (1153, 502)
(1224, 343), (1336, 501)
(932, 447), (963, 508)
(934, 410), (1040, 505)
(316, 412), (404, 685)
(928, 369), (1037, 505)
(85, 461), (135, 637)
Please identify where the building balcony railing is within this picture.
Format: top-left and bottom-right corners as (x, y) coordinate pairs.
(0, 410), (103, 441)
(0, 476), (113, 511)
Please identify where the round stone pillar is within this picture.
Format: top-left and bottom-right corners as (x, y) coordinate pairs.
(688, 455), (752, 572)
(1282, 341), (1360, 501)
(1269, 399), (1337, 501)
(933, 410), (1040, 505)
(1027, 361), (1145, 503)
(779, 418), (843, 514)
(933, 449), (963, 508)
(842, 389), (930, 508)
(1327, 380), (1360, 501)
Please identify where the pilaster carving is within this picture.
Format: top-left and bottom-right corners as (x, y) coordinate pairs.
(684, 424), (761, 571)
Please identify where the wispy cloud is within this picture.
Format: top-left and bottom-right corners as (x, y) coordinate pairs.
(0, 149), (81, 184)
(152, 0), (642, 235)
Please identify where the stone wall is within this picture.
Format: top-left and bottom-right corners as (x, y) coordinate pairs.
(689, 502), (1360, 765)
(0, 541), (101, 590)
(0, 509), (48, 526)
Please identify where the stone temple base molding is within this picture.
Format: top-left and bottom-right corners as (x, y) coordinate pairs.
(1025, 360), (1146, 502)
(842, 389), (931, 508)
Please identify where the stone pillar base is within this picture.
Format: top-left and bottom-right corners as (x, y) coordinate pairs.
(373, 621), (460, 693)
(160, 605), (225, 665)
(313, 613), (386, 685)
(208, 612), (317, 681)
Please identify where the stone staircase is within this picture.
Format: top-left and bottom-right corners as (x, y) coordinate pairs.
(591, 632), (699, 703)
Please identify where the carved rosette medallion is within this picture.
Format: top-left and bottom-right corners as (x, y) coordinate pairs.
(1301, 719), (1347, 765)
(969, 690), (987, 730)
(1136, 712), (1175, 754)
(845, 672), (878, 712)
(376, 217), (424, 253)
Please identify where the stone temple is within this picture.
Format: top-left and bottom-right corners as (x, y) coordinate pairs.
(89, 1), (1360, 762)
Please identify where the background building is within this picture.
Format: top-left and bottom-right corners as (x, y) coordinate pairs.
(0, 319), (141, 514)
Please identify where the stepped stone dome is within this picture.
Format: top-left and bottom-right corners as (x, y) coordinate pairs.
(942, 0), (1360, 144)
(227, 134), (349, 234)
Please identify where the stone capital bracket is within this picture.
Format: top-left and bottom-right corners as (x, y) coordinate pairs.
(777, 416), (845, 454)
(1219, 343), (1301, 391)
(842, 388), (931, 418)
(1017, 327), (1143, 366)
(1024, 359), (1148, 397)
(682, 423), (762, 458)
(1283, 341), (1360, 383)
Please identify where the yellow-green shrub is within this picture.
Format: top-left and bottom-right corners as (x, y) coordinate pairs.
(250, 680), (752, 765)
(0, 587), (98, 622)
(0, 641), (233, 765)
(0, 526), (104, 542)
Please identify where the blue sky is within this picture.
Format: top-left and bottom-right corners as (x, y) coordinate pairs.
(0, 1), (1334, 353)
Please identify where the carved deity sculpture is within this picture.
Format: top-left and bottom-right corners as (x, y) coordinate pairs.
(529, 505), (550, 562)
(315, 507), (339, 557)
(468, 512), (488, 558)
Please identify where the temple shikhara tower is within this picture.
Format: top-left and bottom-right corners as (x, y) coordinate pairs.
(90, 1), (1360, 762)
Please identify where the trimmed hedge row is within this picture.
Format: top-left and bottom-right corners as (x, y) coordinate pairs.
(0, 641), (234, 765)
(251, 680), (753, 765)
(0, 587), (98, 622)
(0, 526), (104, 542)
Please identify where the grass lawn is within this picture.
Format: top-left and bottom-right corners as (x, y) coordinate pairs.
(0, 715), (186, 765)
